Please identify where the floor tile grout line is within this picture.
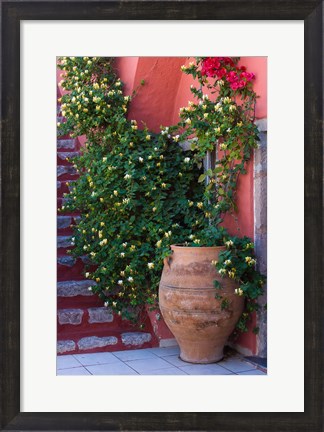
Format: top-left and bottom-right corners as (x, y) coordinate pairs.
(218, 364), (258, 374)
(72, 354), (90, 367)
(84, 366), (93, 375)
(161, 355), (241, 375)
(160, 355), (190, 370)
(120, 361), (141, 375)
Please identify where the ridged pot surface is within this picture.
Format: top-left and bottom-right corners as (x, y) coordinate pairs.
(159, 245), (244, 363)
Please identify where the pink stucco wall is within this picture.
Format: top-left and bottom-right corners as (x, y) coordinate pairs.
(116, 57), (186, 132)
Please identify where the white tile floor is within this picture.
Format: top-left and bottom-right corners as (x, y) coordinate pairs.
(57, 346), (267, 376)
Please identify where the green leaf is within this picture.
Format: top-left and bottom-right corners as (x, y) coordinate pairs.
(213, 280), (221, 289)
(198, 174), (206, 183)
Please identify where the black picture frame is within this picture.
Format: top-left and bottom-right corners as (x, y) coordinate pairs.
(1, 1), (323, 431)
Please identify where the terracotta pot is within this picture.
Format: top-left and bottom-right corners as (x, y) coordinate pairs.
(159, 245), (244, 363)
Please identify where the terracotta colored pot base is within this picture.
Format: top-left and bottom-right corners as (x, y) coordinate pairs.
(159, 245), (244, 364)
(178, 342), (224, 364)
(179, 354), (224, 364)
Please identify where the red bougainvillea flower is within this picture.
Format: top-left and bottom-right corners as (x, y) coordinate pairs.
(200, 57), (255, 90)
(241, 72), (255, 81)
(201, 58), (221, 77)
(226, 71), (238, 83)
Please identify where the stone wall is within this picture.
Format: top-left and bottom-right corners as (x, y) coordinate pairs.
(254, 118), (267, 358)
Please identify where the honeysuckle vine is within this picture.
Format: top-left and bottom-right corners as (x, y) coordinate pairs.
(177, 57), (260, 223)
(57, 56), (266, 333)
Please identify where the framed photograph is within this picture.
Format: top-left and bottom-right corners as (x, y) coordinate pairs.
(1, 1), (322, 431)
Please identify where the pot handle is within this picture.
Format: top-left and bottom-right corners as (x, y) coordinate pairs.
(163, 256), (172, 269)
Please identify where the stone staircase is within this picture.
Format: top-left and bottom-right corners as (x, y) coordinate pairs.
(57, 105), (155, 355)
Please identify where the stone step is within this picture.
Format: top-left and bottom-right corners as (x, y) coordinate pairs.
(57, 165), (77, 178)
(57, 331), (153, 355)
(57, 216), (72, 229)
(57, 255), (76, 267)
(57, 307), (114, 326)
(57, 215), (80, 229)
(57, 197), (73, 210)
(57, 280), (96, 297)
(57, 152), (79, 162)
(57, 139), (77, 150)
(57, 235), (73, 248)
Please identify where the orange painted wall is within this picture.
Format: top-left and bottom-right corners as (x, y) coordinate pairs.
(116, 57), (187, 132)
